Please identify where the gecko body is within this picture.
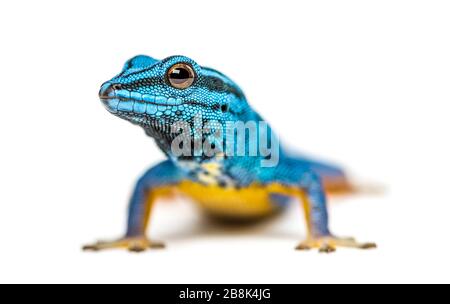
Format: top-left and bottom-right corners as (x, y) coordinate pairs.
(84, 55), (375, 252)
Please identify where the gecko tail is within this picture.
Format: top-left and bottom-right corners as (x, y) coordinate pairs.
(322, 173), (385, 196)
(307, 160), (384, 196)
(311, 162), (355, 195)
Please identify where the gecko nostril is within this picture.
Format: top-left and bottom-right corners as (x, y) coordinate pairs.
(99, 83), (123, 99)
(112, 84), (123, 90)
(99, 84), (114, 99)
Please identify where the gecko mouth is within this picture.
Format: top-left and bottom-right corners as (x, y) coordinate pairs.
(100, 94), (185, 116)
(100, 96), (184, 106)
(99, 82), (186, 115)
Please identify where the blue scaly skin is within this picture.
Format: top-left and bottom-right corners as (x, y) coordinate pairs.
(83, 55), (376, 253)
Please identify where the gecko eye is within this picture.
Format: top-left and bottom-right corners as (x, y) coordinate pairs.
(167, 63), (196, 89)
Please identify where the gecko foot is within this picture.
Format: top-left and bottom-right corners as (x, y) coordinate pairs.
(295, 236), (376, 253)
(83, 237), (165, 252)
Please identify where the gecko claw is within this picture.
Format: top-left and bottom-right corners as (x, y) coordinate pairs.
(82, 244), (100, 251)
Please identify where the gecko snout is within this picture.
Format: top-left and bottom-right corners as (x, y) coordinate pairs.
(99, 82), (119, 100)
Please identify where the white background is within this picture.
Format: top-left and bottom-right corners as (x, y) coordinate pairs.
(0, 0), (449, 284)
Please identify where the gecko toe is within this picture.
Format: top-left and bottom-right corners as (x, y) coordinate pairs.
(295, 244), (312, 251)
(359, 243), (377, 249)
(319, 244), (336, 253)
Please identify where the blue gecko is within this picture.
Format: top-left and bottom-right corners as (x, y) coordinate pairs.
(83, 55), (376, 253)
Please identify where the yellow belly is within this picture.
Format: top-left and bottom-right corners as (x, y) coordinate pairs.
(177, 181), (280, 219)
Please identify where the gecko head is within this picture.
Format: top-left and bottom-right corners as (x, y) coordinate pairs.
(99, 55), (251, 134)
(99, 55), (279, 165)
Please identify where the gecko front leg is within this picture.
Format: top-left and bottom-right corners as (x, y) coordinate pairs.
(83, 161), (183, 252)
(266, 159), (376, 253)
